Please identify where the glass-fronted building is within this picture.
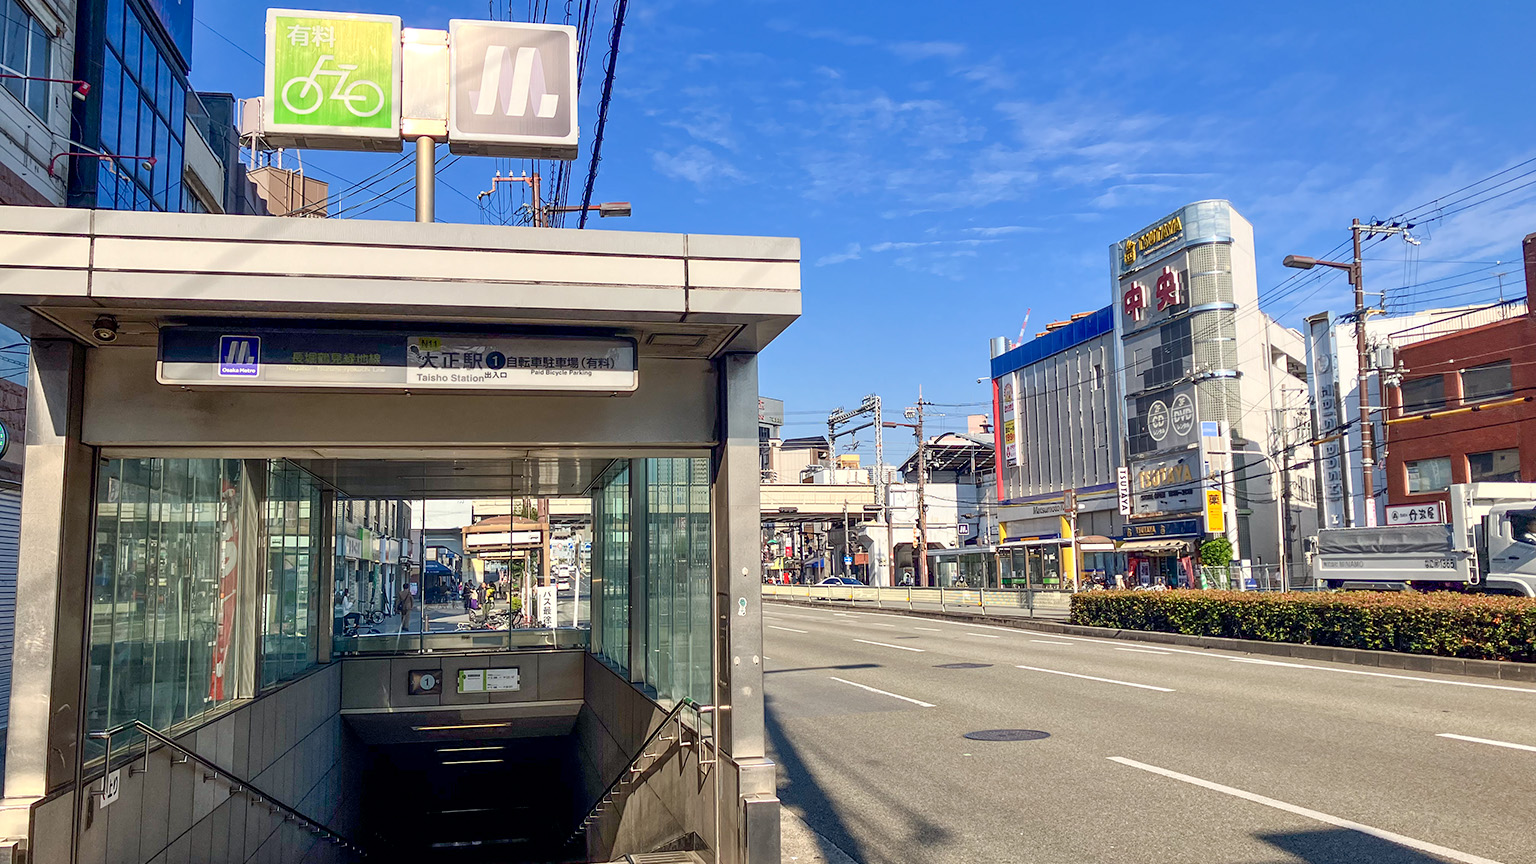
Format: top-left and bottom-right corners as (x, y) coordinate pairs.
(70, 0), (193, 211)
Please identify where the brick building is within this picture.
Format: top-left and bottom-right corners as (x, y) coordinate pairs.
(1384, 232), (1536, 510)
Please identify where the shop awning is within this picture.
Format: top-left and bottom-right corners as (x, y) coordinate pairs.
(1117, 539), (1191, 553)
(1078, 535), (1116, 552)
(999, 536), (1068, 548)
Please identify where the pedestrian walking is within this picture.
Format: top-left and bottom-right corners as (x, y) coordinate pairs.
(461, 582), (473, 613)
(396, 584), (415, 632)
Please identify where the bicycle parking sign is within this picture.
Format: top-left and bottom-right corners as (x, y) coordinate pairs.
(265, 9), (400, 142)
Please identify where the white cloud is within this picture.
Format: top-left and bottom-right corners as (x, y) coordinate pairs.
(890, 41), (967, 61)
(651, 146), (746, 186)
(963, 225), (1039, 237)
(815, 242), (862, 266)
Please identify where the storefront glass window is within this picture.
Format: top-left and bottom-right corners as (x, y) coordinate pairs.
(86, 458), (245, 759)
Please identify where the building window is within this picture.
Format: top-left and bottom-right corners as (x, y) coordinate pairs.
(0, 0), (52, 118)
(1461, 361), (1513, 404)
(1405, 457), (1453, 494)
(1399, 376), (1446, 413)
(1468, 448), (1521, 483)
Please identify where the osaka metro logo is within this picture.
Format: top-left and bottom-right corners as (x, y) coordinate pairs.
(218, 336), (260, 377)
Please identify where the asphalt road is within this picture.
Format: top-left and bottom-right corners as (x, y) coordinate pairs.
(762, 601), (1536, 864)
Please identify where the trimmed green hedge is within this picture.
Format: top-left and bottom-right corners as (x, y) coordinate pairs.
(1068, 590), (1536, 662)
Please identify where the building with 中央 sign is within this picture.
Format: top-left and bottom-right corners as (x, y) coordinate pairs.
(1112, 201), (1311, 588)
(990, 200), (1315, 590)
(989, 307), (1125, 589)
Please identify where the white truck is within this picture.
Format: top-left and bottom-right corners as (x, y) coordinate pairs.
(1310, 482), (1536, 597)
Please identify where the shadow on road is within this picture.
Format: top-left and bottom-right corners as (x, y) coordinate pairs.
(765, 663), (880, 675)
(1256, 827), (1469, 864)
(767, 700), (954, 863)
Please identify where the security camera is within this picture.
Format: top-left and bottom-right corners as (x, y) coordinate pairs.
(91, 315), (119, 343)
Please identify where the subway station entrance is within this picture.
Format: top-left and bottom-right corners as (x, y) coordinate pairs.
(0, 208), (798, 864)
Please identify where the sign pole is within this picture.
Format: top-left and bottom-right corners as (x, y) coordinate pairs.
(415, 136), (435, 223)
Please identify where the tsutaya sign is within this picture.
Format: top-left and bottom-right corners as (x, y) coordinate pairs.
(263, 9), (578, 158)
(158, 327), (637, 392)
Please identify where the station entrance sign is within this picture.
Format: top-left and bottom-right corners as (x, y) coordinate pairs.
(260, 8), (578, 158)
(158, 327), (637, 392)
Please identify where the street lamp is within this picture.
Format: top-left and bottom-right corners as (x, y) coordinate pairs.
(1283, 218), (1413, 528)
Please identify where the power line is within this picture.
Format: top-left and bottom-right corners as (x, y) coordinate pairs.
(577, 0), (628, 229)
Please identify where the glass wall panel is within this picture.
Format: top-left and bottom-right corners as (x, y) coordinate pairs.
(591, 462), (630, 672)
(263, 461), (324, 687)
(640, 457), (711, 709)
(86, 458), (245, 758)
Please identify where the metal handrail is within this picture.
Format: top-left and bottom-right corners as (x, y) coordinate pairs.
(567, 697), (714, 845)
(88, 720), (369, 858)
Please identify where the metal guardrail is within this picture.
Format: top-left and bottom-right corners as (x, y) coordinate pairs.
(88, 720), (369, 858)
(333, 626), (589, 655)
(763, 584), (1074, 614)
(568, 697), (715, 847)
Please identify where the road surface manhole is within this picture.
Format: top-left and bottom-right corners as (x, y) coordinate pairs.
(935, 662), (992, 669)
(963, 729), (1050, 742)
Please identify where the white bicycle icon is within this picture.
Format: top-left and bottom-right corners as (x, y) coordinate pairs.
(280, 55), (385, 118)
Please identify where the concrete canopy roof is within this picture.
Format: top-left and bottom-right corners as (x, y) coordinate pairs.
(0, 207), (800, 358)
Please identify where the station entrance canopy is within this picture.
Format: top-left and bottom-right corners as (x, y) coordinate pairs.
(0, 206), (797, 864)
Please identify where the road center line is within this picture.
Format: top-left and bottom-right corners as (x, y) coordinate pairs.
(1031, 640), (1074, 645)
(1115, 646), (1173, 655)
(914, 627), (943, 632)
(767, 625), (808, 634)
(1016, 665), (1173, 692)
(1108, 757), (1506, 864)
(864, 623), (898, 628)
(1437, 733), (1536, 753)
(828, 676), (935, 708)
(854, 638), (925, 653)
(963, 632), (1000, 638)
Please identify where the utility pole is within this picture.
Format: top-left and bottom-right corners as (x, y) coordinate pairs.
(1284, 219), (1419, 530)
(1350, 219), (1376, 527)
(883, 390), (930, 586)
(828, 395), (886, 583)
(913, 389), (929, 587)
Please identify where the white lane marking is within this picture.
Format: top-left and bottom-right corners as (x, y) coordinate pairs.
(767, 625), (808, 634)
(1031, 640), (1075, 646)
(1108, 757), (1506, 864)
(1115, 647), (1173, 655)
(864, 623), (898, 628)
(854, 638), (926, 653)
(761, 611), (823, 621)
(1220, 656), (1536, 694)
(829, 676), (936, 708)
(914, 627), (943, 632)
(762, 656), (772, 661)
(963, 632), (1001, 639)
(1015, 665), (1174, 692)
(1437, 733), (1536, 753)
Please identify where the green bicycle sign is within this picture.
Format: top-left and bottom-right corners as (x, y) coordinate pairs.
(264, 9), (399, 141)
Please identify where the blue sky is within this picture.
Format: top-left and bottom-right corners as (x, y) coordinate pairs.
(184, 1), (1536, 460)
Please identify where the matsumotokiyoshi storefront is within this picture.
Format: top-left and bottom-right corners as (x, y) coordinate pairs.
(996, 484), (1124, 588)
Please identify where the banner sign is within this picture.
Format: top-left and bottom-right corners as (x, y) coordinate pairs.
(209, 479), (240, 702)
(159, 327), (638, 393)
(264, 9), (402, 147)
(1117, 466), (1132, 516)
(1386, 502), (1445, 526)
(1205, 488), (1225, 534)
(1129, 453), (1203, 518)
(1305, 314), (1352, 529)
(448, 20), (579, 159)
(1119, 519), (1200, 540)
